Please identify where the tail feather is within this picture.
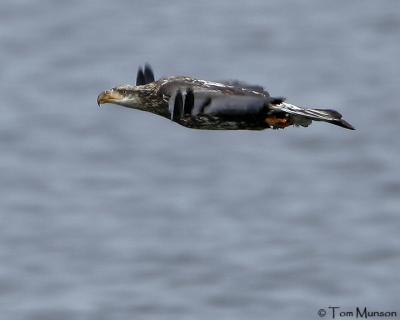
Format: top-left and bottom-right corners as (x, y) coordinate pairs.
(326, 118), (355, 130)
(313, 108), (343, 119)
(271, 102), (355, 130)
(308, 108), (355, 130)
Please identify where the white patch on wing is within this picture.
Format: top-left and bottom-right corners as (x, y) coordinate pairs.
(198, 80), (230, 88)
(116, 84), (136, 90)
(160, 79), (171, 86)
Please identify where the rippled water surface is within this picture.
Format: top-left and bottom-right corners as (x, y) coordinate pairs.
(1, 1), (400, 319)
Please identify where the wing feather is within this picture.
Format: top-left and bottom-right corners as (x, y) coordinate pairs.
(202, 95), (267, 116)
(136, 64), (155, 85)
(144, 63), (155, 83)
(217, 80), (267, 95)
(136, 67), (145, 86)
(169, 90), (183, 121)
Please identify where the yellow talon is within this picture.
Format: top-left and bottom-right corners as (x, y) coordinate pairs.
(265, 115), (292, 129)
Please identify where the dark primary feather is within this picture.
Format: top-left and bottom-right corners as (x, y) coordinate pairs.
(183, 88), (194, 116)
(144, 63), (155, 83)
(170, 90), (183, 121)
(136, 67), (145, 86)
(136, 64), (155, 85)
(169, 88), (195, 122)
(185, 92), (213, 116)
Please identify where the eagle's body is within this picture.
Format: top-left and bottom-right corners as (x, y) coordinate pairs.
(134, 76), (275, 130)
(97, 64), (354, 131)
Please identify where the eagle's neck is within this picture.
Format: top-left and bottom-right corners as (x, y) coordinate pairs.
(136, 83), (170, 119)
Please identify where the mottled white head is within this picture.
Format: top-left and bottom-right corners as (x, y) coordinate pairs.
(97, 85), (146, 109)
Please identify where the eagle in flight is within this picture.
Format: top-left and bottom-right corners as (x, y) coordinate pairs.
(97, 64), (354, 130)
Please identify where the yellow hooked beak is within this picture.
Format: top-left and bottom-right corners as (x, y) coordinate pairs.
(97, 90), (124, 106)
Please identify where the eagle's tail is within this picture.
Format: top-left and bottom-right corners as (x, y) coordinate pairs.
(271, 102), (355, 130)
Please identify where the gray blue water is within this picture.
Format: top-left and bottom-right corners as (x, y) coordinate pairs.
(1, 1), (400, 319)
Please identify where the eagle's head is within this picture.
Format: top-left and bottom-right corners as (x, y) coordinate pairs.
(97, 85), (147, 109)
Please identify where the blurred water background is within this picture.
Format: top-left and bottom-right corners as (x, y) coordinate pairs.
(1, 1), (400, 319)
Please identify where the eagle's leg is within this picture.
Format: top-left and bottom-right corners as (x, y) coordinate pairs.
(265, 114), (293, 129)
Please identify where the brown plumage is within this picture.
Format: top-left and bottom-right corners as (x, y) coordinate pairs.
(97, 64), (355, 131)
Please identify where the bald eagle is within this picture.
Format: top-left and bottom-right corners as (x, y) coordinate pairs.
(97, 64), (354, 130)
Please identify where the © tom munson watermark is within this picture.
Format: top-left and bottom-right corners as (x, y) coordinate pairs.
(318, 307), (398, 319)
